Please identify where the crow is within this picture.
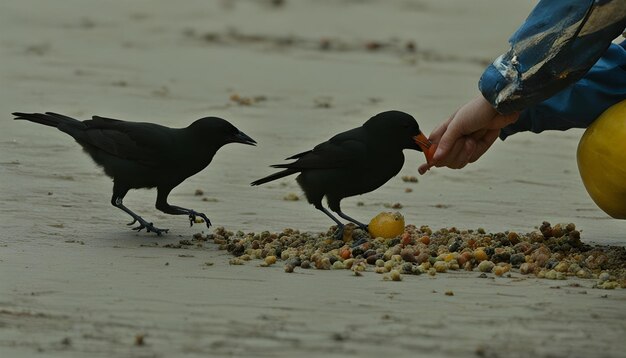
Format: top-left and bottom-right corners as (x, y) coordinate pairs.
(251, 110), (431, 239)
(13, 112), (256, 235)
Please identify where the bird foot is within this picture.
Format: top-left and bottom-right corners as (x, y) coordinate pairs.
(351, 238), (369, 248)
(333, 226), (345, 240)
(131, 220), (169, 236)
(188, 210), (212, 228)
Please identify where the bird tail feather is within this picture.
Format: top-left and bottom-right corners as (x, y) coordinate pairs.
(251, 168), (298, 186)
(12, 112), (82, 129)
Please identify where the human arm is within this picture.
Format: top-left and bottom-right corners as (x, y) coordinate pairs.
(500, 41), (626, 139)
(480, 0), (626, 114)
(417, 96), (519, 174)
(420, 0), (626, 173)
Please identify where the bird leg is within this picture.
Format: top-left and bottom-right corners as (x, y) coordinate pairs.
(155, 189), (212, 228)
(113, 198), (169, 236)
(335, 210), (370, 247)
(314, 203), (345, 240)
(168, 205), (212, 228)
(335, 211), (368, 231)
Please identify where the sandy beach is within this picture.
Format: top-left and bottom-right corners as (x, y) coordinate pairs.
(1, 1), (625, 357)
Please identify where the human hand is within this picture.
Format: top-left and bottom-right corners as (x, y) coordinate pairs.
(418, 96), (519, 174)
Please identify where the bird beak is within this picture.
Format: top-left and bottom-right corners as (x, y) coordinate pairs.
(413, 132), (431, 152)
(413, 132), (435, 163)
(232, 131), (257, 146)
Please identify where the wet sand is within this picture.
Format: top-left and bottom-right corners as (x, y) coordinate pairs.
(1, 1), (625, 357)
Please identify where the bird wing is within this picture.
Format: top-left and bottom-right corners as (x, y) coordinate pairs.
(275, 128), (369, 170)
(67, 116), (175, 167)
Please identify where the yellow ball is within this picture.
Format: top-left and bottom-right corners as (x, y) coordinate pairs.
(577, 99), (626, 219)
(368, 212), (405, 238)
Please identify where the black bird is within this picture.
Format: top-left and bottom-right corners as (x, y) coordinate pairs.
(251, 110), (431, 239)
(13, 112), (256, 235)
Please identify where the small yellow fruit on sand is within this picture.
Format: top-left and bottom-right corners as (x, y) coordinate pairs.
(433, 261), (448, 273)
(478, 260), (495, 272)
(368, 212), (405, 239)
(474, 249), (488, 262)
(389, 269), (402, 281)
(577, 99), (626, 219)
(264, 255), (277, 266)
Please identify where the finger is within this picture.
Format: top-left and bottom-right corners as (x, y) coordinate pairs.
(429, 109), (460, 161)
(433, 119), (464, 163)
(418, 163), (430, 175)
(468, 129), (500, 163)
(437, 137), (467, 169)
(448, 138), (476, 169)
(471, 128), (488, 140)
(460, 138), (477, 168)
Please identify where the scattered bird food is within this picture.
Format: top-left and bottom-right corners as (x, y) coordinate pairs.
(185, 220), (625, 288)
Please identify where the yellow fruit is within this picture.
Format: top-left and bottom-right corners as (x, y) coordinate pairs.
(577, 100), (626, 219)
(264, 255), (277, 266)
(474, 249), (488, 262)
(368, 212), (405, 239)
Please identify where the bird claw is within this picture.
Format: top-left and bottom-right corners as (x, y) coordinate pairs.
(333, 226), (345, 240)
(127, 218), (138, 226)
(351, 238), (369, 248)
(202, 214), (212, 228)
(131, 221), (168, 236)
(188, 211), (212, 228)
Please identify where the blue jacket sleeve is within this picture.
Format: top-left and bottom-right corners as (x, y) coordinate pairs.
(500, 41), (626, 139)
(479, 0), (626, 116)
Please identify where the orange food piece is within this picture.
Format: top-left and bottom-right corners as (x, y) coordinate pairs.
(339, 247), (351, 260)
(400, 232), (412, 246)
(424, 143), (437, 165)
(368, 212), (405, 239)
(457, 252), (471, 266)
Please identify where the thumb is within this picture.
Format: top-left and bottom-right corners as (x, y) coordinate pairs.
(432, 123), (461, 163)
